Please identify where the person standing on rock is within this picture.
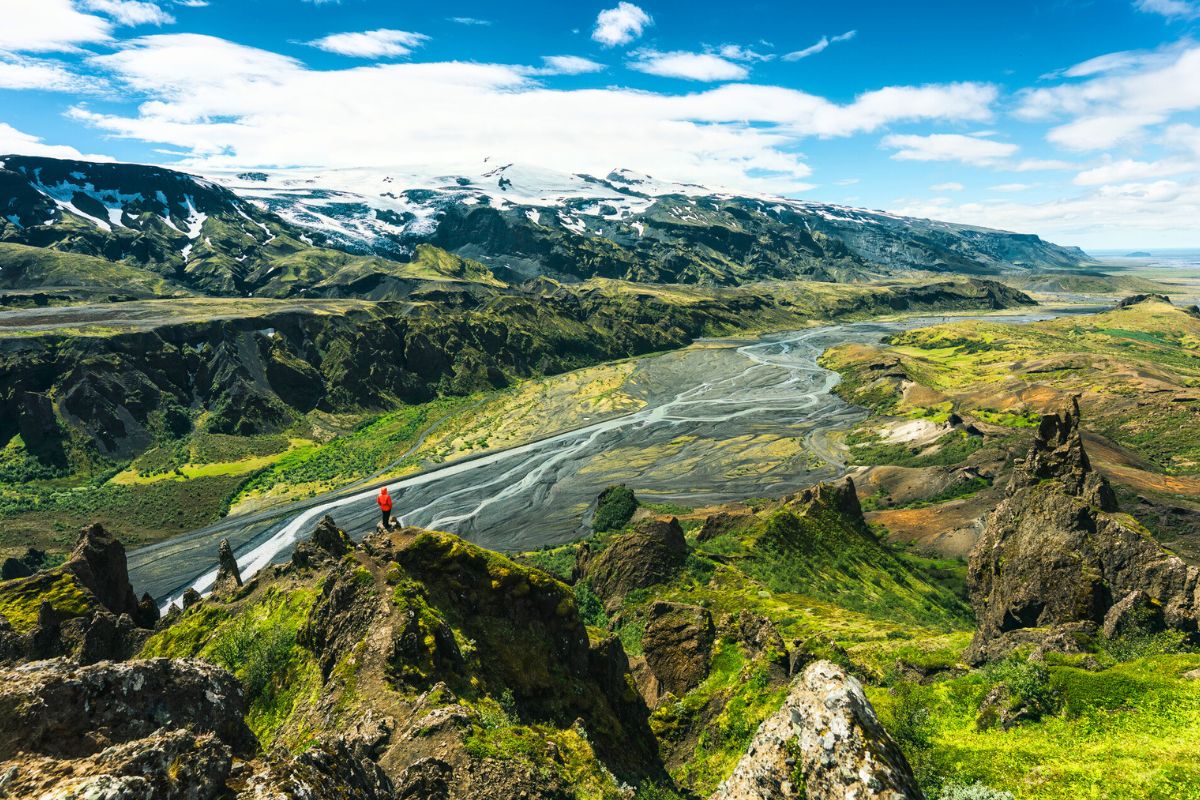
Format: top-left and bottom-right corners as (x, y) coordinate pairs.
(377, 486), (394, 529)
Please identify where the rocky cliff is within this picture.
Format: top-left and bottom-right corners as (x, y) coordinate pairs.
(0, 278), (1032, 468)
(0, 522), (158, 663)
(966, 398), (1200, 662)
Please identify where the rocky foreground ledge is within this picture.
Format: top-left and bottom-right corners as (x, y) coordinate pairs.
(712, 660), (922, 800)
(0, 496), (930, 799)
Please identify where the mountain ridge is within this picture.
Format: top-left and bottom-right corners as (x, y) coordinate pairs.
(1, 155), (1096, 298)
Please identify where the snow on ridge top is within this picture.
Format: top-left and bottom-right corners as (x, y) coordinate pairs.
(203, 161), (716, 208)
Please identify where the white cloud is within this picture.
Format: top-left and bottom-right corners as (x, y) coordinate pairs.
(1018, 42), (1200, 150)
(0, 0), (112, 52)
(1047, 112), (1166, 150)
(1073, 157), (1197, 185)
(592, 3), (652, 47)
(448, 17), (491, 26)
(73, 34), (999, 195)
(0, 122), (113, 161)
(1164, 123), (1200, 155)
(1135, 0), (1200, 19)
(80, 0), (175, 26)
(1014, 158), (1076, 171)
(882, 133), (1018, 166)
(989, 182), (1036, 192)
(307, 29), (429, 58)
(783, 30), (856, 61)
(890, 178), (1200, 248)
(0, 55), (96, 92)
(931, 181), (964, 191)
(175, 0), (209, 7)
(834, 177), (860, 186)
(718, 44), (774, 62)
(628, 51), (749, 81)
(537, 55), (605, 75)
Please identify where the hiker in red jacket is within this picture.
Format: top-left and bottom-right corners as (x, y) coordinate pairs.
(377, 486), (393, 529)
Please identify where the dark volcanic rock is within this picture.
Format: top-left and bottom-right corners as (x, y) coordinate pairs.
(736, 610), (789, 678)
(213, 538), (243, 595)
(292, 514), (355, 568)
(966, 399), (1199, 663)
(1102, 590), (1167, 639)
(580, 517), (688, 610)
(66, 523), (158, 627)
(242, 736), (396, 799)
(641, 601), (716, 699)
(710, 660), (923, 800)
(1116, 293), (1173, 309)
(0, 657), (255, 761)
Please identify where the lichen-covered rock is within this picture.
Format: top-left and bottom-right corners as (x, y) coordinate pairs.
(66, 524), (159, 629)
(292, 514), (355, 568)
(711, 660), (923, 800)
(213, 538), (243, 595)
(966, 399), (1200, 663)
(580, 518), (688, 610)
(641, 601), (715, 699)
(0, 657), (256, 761)
(1102, 590), (1167, 639)
(0, 729), (234, 800)
(736, 610), (789, 679)
(0, 524), (160, 663)
(240, 736), (396, 799)
(697, 509), (754, 542)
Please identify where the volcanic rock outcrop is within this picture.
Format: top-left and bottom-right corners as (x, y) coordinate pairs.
(966, 399), (1199, 662)
(0, 657), (393, 799)
(578, 517), (689, 611)
(0, 523), (158, 663)
(213, 537), (243, 595)
(710, 660), (923, 800)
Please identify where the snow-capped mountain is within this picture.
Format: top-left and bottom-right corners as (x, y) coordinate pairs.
(205, 160), (1093, 283)
(0, 155), (1095, 298)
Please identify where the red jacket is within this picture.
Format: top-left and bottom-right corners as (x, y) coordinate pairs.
(377, 488), (393, 512)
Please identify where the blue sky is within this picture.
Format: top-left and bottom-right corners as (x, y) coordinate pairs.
(2, 0), (1200, 248)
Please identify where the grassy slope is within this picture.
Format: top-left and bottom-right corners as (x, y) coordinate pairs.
(824, 300), (1200, 477)
(525, 492), (972, 796)
(815, 299), (1200, 799)
(0, 242), (190, 297)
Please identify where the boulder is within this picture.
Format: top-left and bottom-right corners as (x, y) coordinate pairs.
(697, 509), (754, 542)
(641, 601), (716, 699)
(736, 610), (789, 678)
(182, 587), (203, 609)
(293, 514), (355, 567)
(710, 660), (923, 800)
(240, 736), (395, 800)
(0, 729), (234, 800)
(580, 518), (688, 610)
(965, 399), (1199, 663)
(1102, 590), (1166, 639)
(213, 538), (243, 595)
(0, 657), (256, 761)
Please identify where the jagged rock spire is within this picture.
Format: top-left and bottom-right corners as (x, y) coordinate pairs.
(1010, 396), (1116, 510)
(966, 399), (1196, 663)
(213, 539), (243, 595)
